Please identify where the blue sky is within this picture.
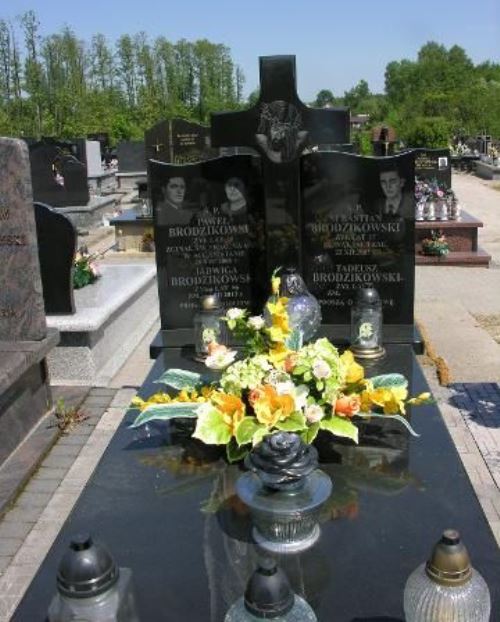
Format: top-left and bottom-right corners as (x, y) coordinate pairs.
(4, 0), (500, 100)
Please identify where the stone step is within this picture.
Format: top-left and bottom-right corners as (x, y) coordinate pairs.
(416, 247), (491, 267)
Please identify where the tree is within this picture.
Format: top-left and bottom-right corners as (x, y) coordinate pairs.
(313, 89), (335, 108)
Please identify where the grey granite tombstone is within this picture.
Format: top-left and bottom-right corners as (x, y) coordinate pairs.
(0, 138), (47, 340)
(85, 140), (102, 177)
(117, 141), (146, 172)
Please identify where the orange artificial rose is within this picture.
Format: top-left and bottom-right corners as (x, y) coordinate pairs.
(211, 392), (246, 435)
(253, 385), (295, 427)
(284, 353), (298, 373)
(335, 395), (361, 418)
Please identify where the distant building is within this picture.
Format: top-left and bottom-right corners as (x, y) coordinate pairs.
(350, 114), (370, 130)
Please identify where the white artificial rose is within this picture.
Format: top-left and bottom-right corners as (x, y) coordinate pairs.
(226, 308), (245, 321)
(305, 404), (325, 423)
(205, 349), (238, 370)
(248, 315), (265, 330)
(312, 358), (332, 380)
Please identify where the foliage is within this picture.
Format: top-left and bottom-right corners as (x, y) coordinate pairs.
(401, 116), (452, 148)
(54, 398), (89, 432)
(421, 231), (450, 257)
(130, 273), (431, 462)
(352, 129), (372, 155)
(0, 12), (245, 141)
(73, 250), (100, 289)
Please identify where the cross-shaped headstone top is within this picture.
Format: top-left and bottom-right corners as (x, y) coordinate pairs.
(211, 55), (350, 163)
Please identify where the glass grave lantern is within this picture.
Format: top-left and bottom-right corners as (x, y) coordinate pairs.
(350, 288), (385, 360)
(266, 268), (321, 347)
(193, 293), (227, 361)
(404, 529), (491, 622)
(48, 534), (139, 622)
(225, 557), (317, 621)
(235, 432), (332, 554)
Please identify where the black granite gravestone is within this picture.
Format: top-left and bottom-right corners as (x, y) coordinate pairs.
(302, 151), (415, 325)
(145, 118), (218, 165)
(413, 148), (452, 188)
(211, 56), (350, 271)
(150, 155), (265, 329)
(28, 142), (90, 209)
(116, 141), (146, 172)
(40, 136), (87, 166)
(34, 202), (76, 315)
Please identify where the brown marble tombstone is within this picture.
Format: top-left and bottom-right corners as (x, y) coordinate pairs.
(0, 138), (60, 500)
(0, 138), (47, 341)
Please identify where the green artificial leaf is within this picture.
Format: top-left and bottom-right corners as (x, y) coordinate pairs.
(129, 402), (199, 428)
(252, 427), (269, 446)
(300, 422), (320, 444)
(357, 413), (420, 437)
(316, 381), (324, 392)
(303, 371), (312, 382)
(235, 417), (267, 446)
(153, 368), (202, 390)
(285, 329), (303, 351)
(320, 416), (359, 444)
(274, 411), (307, 432)
(369, 374), (408, 389)
(292, 365), (308, 376)
(226, 439), (249, 463)
(192, 406), (232, 445)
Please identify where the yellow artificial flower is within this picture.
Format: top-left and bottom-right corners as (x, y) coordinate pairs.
(360, 386), (408, 415)
(268, 342), (291, 367)
(407, 392), (432, 406)
(252, 385), (295, 428)
(211, 392), (246, 435)
(340, 350), (365, 385)
(266, 297), (291, 343)
(271, 275), (281, 295)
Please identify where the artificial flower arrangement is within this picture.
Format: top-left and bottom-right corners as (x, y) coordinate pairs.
(421, 231), (450, 257)
(130, 272), (431, 462)
(415, 177), (454, 204)
(73, 249), (101, 289)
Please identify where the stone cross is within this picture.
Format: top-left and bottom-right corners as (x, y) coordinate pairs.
(211, 55), (350, 271)
(0, 138), (47, 341)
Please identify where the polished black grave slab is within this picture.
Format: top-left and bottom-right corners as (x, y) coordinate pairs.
(13, 345), (500, 621)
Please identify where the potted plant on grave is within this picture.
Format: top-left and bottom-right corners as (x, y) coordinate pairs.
(129, 271), (431, 463)
(72, 249), (101, 289)
(421, 231), (450, 258)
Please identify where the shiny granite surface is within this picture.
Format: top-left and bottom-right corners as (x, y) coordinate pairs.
(13, 345), (500, 621)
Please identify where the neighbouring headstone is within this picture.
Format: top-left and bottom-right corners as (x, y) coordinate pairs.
(211, 55), (350, 271)
(301, 151), (415, 325)
(0, 138), (47, 340)
(117, 141), (146, 172)
(40, 136), (87, 166)
(28, 140), (90, 207)
(145, 118), (218, 165)
(372, 125), (397, 157)
(413, 148), (451, 188)
(85, 140), (103, 177)
(34, 202), (76, 314)
(149, 155), (265, 328)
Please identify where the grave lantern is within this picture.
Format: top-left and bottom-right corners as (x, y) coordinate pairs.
(235, 432), (332, 553)
(193, 294), (227, 361)
(350, 288), (385, 360)
(225, 557), (317, 621)
(48, 533), (139, 621)
(404, 529), (491, 622)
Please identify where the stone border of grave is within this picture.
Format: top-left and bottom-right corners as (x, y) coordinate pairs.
(46, 264), (158, 386)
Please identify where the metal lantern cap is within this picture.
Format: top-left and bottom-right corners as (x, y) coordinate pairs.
(200, 294), (222, 311)
(425, 529), (472, 587)
(56, 533), (119, 598)
(355, 287), (381, 307)
(244, 558), (294, 618)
